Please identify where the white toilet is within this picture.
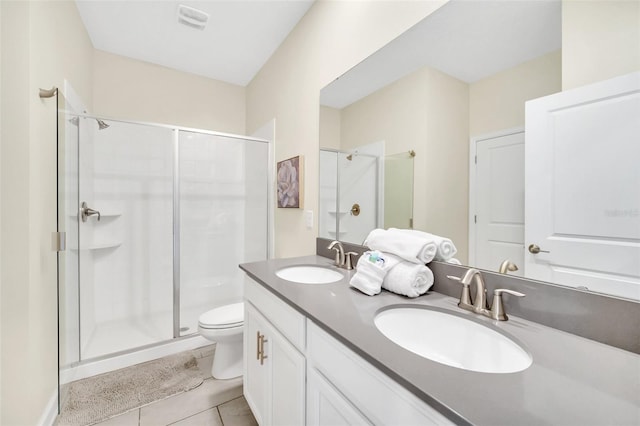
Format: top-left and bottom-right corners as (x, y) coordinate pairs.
(198, 302), (244, 380)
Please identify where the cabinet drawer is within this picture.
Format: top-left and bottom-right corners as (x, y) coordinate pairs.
(245, 276), (306, 351)
(308, 321), (454, 426)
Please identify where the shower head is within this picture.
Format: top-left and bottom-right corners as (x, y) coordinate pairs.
(346, 154), (353, 161)
(68, 116), (79, 126)
(96, 119), (110, 130)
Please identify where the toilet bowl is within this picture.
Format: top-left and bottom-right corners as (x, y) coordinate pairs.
(198, 302), (244, 380)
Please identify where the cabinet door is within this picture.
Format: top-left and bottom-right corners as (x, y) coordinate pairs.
(244, 303), (268, 425)
(307, 367), (371, 426)
(266, 316), (306, 426)
(245, 301), (306, 426)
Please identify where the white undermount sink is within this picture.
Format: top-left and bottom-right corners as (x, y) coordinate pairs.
(374, 307), (532, 373)
(276, 265), (345, 284)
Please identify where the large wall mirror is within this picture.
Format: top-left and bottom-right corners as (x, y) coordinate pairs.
(319, 0), (640, 301)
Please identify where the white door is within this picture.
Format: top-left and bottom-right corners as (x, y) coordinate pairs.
(269, 325), (306, 426)
(473, 132), (525, 274)
(525, 72), (640, 301)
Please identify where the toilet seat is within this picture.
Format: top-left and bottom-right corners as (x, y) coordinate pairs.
(198, 302), (244, 330)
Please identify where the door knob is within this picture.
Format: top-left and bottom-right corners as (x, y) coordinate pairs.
(528, 244), (549, 254)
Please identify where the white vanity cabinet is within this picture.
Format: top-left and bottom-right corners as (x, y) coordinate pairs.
(244, 278), (306, 426)
(243, 277), (454, 426)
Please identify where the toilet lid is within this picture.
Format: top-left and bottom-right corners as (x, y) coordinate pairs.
(198, 302), (244, 329)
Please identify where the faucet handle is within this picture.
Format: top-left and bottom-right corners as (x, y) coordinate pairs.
(345, 252), (358, 270)
(447, 275), (472, 308)
(488, 289), (525, 321)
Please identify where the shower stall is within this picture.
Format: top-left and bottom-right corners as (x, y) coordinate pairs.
(56, 93), (269, 381)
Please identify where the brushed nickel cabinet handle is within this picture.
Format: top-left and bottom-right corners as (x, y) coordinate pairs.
(256, 331), (261, 360)
(259, 335), (268, 365)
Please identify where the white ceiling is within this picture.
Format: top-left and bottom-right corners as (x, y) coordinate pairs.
(75, 0), (315, 86)
(321, 0), (562, 109)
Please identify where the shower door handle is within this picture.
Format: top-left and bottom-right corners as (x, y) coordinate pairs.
(80, 202), (101, 222)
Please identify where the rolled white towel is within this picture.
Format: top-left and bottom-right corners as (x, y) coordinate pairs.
(364, 229), (437, 264)
(349, 251), (400, 296)
(382, 262), (434, 298)
(389, 228), (458, 261)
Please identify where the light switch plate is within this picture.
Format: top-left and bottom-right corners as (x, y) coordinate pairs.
(304, 210), (313, 229)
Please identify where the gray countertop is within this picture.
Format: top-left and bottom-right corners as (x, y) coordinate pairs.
(240, 255), (640, 426)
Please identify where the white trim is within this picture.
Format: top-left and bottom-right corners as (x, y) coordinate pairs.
(37, 388), (58, 426)
(468, 127), (524, 266)
(250, 119), (276, 259)
(60, 335), (209, 384)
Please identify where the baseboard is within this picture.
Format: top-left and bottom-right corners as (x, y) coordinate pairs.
(38, 388), (58, 426)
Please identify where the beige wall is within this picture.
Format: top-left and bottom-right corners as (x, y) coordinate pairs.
(562, 0), (640, 90)
(93, 50), (246, 133)
(246, 0), (448, 258)
(319, 106), (341, 150)
(0, 1), (94, 424)
(424, 68), (469, 263)
(470, 50), (562, 137)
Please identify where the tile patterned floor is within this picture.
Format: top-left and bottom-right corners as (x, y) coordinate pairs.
(83, 346), (257, 426)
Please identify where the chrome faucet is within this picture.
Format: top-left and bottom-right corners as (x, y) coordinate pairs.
(447, 268), (525, 321)
(328, 240), (345, 267)
(327, 240), (357, 270)
(448, 268), (488, 314)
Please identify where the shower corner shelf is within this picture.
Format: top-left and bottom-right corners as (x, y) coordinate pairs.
(327, 211), (349, 215)
(69, 241), (121, 251)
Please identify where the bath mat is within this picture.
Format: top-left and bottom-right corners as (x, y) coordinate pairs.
(57, 352), (204, 425)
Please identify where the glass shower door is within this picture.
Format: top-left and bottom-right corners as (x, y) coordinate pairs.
(75, 119), (175, 360)
(178, 131), (268, 335)
(384, 152), (415, 229)
(57, 91), (80, 411)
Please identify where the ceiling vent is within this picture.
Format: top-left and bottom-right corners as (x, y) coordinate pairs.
(177, 5), (209, 30)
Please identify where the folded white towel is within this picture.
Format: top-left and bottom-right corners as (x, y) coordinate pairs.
(382, 262), (434, 298)
(389, 228), (458, 261)
(364, 229), (437, 264)
(349, 251), (400, 296)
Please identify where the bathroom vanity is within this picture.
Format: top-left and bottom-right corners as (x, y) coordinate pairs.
(240, 255), (640, 425)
